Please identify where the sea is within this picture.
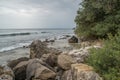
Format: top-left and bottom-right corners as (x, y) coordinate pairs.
(0, 28), (74, 52)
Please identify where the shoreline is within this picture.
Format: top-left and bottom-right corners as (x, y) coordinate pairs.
(0, 36), (103, 80)
(0, 38), (74, 65)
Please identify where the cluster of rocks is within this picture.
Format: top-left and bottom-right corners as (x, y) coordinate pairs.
(0, 40), (102, 80)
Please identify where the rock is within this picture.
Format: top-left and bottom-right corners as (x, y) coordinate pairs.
(57, 54), (76, 70)
(23, 45), (30, 48)
(71, 63), (102, 80)
(0, 65), (14, 80)
(68, 48), (89, 63)
(68, 45), (102, 63)
(44, 39), (55, 43)
(0, 74), (13, 80)
(68, 36), (78, 43)
(26, 59), (56, 80)
(46, 53), (58, 67)
(49, 40), (55, 42)
(0, 66), (3, 75)
(30, 40), (62, 59)
(41, 53), (58, 68)
(41, 48), (61, 68)
(64, 35), (71, 38)
(30, 40), (49, 58)
(13, 61), (29, 80)
(55, 69), (64, 80)
(61, 70), (72, 80)
(59, 35), (71, 40)
(34, 67), (56, 80)
(48, 48), (62, 55)
(7, 57), (29, 69)
(41, 32), (48, 33)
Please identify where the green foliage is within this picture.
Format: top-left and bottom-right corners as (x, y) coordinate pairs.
(86, 32), (120, 80)
(75, 0), (120, 38)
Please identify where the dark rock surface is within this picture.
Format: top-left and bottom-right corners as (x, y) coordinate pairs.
(68, 36), (78, 43)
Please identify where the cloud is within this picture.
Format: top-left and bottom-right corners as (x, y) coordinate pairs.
(0, 0), (81, 28)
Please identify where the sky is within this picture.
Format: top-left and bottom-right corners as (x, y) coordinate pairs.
(0, 0), (81, 29)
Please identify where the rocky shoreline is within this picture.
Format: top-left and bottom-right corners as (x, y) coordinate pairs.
(0, 36), (103, 80)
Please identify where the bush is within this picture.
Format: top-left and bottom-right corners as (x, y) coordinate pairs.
(86, 32), (120, 80)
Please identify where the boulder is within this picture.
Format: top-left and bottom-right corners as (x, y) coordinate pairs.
(30, 40), (49, 59)
(68, 36), (78, 43)
(26, 59), (56, 80)
(57, 54), (76, 70)
(13, 61), (29, 80)
(0, 65), (14, 80)
(7, 57), (29, 69)
(30, 40), (61, 59)
(71, 63), (102, 80)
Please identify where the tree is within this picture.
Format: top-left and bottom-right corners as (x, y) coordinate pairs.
(75, 0), (120, 39)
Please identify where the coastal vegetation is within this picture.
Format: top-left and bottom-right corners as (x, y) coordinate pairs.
(87, 32), (120, 80)
(75, 0), (120, 39)
(75, 0), (120, 80)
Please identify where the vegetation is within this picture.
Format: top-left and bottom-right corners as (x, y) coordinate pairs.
(75, 0), (120, 39)
(75, 0), (120, 80)
(86, 32), (120, 80)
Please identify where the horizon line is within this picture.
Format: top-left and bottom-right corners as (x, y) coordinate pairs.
(0, 27), (74, 30)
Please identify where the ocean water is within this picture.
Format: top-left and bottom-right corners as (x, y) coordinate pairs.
(0, 28), (74, 52)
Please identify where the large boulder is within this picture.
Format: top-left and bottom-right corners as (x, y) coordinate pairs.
(30, 40), (49, 59)
(61, 63), (102, 80)
(68, 36), (78, 43)
(30, 40), (62, 59)
(13, 61), (29, 80)
(57, 54), (76, 70)
(0, 65), (14, 80)
(7, 57), (29, 69)
(26, 59), (56, 80)
(71, 63), (102, 80)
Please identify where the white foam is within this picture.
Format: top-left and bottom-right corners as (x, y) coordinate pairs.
(0, 42), (31, 52)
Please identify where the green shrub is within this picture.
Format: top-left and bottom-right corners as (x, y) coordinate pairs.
(86, 32), (120, 80)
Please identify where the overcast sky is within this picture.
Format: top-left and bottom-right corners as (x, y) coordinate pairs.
(0, 0), (81, 29)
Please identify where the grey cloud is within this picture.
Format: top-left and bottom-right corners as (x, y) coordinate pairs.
(0, 0), (81, 28)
